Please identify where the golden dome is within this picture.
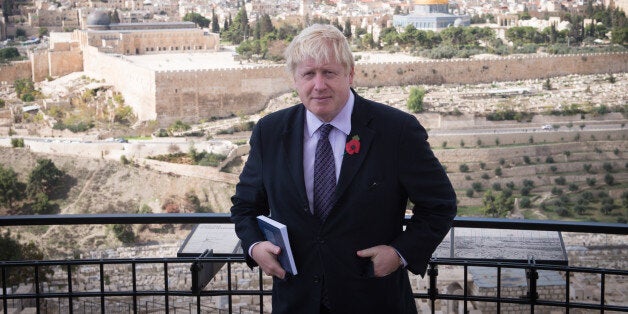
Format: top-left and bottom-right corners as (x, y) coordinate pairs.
(412, 0), (449, 4)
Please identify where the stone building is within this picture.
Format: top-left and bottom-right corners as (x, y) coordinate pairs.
(73, 10), (219, 55)
(393, 0), (471, 31)
(27, 2), (80, 31)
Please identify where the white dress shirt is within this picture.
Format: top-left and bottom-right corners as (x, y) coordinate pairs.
(303, 92), (354, 214)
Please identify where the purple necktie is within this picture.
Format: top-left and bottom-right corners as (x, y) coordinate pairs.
(313, 124), (336, 221)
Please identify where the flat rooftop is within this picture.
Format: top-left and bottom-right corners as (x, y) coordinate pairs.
(122, 50), (269, 71)
(120, 50), (428, 72)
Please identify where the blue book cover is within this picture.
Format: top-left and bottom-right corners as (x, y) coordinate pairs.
(256, 215), (298, 275)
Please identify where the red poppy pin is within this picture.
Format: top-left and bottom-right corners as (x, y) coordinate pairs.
(345, 135), (361, 155)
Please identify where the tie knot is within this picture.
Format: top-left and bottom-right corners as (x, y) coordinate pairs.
(319, 124), (333, 139)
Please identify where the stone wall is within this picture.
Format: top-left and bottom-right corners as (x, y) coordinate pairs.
(29, 50), (49, 82)
(153, 65), (292, 126)
(148, 53), (627, 126)
(48, 47), (83, 78)
(0, 60), (31, 83)
(353, 53), (628, 87)
(82, 45), (157, 121)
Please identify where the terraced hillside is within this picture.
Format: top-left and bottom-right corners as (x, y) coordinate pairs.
(431, 127), (627, 223)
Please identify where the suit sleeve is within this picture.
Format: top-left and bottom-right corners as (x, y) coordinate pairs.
(391, 114), (457, 276)
(230, 122), (270, 268)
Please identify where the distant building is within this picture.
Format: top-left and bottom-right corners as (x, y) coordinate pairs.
(393, 0), (470, 31)
(73, 10), (219, 55)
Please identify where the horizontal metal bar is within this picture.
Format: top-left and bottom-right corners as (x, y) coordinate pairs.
(1, 214), (626, 234)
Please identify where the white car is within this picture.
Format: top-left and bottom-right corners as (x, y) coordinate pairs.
(542, 124), (553, 130)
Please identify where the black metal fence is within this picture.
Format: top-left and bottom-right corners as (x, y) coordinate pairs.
(1, 214), (627, 314)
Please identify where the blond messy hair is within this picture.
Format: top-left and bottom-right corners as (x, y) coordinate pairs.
(284, 24), (355, 76)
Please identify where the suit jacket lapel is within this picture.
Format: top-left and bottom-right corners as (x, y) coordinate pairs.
(336, 93), (375, 200)
(281, 106), (309, 206)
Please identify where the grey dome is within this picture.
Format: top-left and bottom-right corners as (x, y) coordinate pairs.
(87, 10), (111, 26)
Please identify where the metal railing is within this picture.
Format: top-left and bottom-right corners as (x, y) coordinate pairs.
(1, 214), (627, 314)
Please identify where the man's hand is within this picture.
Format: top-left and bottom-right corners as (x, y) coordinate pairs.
(356, 245), (402, 277)
(251, 241), (287, 279)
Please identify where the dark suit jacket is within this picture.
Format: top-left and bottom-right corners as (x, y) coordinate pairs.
(231, 91), (457, 314)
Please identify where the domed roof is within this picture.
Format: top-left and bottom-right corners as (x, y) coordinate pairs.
(412, 0), (449, 4)
(86, 10), (111, 26)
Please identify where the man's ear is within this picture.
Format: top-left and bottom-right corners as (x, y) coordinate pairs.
(348, 67), (355, 85)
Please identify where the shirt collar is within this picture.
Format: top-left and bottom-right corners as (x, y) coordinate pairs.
(306, 91), (354, 138)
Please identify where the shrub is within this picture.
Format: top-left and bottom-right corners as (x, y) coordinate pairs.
(441, 141), (447, 148)
(586, 177), (596, 186)
(472, 182), (483, 192)
(494, 167), (502, 176)
(466, 189), (474, 197)
(407, 87), (426, 113)
(110, 224), (135, 243)
(522, 179), (535, 188)
(550, 165), (557, 173)
(499, 158), (505, 166)
(506, 181), (515, 190)
(11, 138), (24, 148)
(459, 164), (469, 173)
(583, 163), (593, 173)
(556, 206), (570, 217)
(545, 156), (554, 163)
(481, 173), (490, 180)
(459, 140), (465, 147)
(523, 156), (531, 164)
(492, 182), (502, 191)
(465, 175), (472, 180)
(568, 183), (578, 192)
(551, 187), (563, 195)
(604, 174), (614, 185)
(554, 176), (566, 185)
(519, 197), (531, 208)
(602, 162), (613, 172)
(601, 203), (613, 215)
(479, 162), (486, 170)
(574, 204), (587, 215)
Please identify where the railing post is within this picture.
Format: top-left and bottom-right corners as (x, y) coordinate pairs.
(67, 263), (73, 314)
(525, 262), (538, 314)
(34, 263), (40, 313)
(427, 263), (438, 314)
(2, 263), (7, 314)
(99, 261), (105, 313)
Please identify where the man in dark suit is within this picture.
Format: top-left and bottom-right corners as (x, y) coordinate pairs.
(230, 24), (456, 314)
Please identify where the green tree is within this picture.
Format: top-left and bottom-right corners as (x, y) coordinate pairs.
(14, 78), (35, 99)
(224, 7), (249, 44)
(31, 192), (50, 214)
(0, 231), (49, 285)
(407, 86), (426, 113)
(2, 0), (13, 19)
(0, 165), (24, 209)
(110, 224), (135, 243)
(183, 12), (210, 28)
(482, 190), (514, 217)
(211, 9), (220, 33)
(26, 159), (64, 198)
(343, 19), (352, 38)
(111, 9), (121, 23)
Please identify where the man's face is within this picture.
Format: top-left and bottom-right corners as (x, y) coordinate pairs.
(293, 58), (354, 122)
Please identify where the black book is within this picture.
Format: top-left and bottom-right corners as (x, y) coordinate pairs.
(256, 215), (298, 275)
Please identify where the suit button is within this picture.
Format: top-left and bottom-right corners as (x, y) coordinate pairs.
(313, 276), (320, 283)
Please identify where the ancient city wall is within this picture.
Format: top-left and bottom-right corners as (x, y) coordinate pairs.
(154, 65), (291, 126)
(29, 51), (49, 82)
(0, 60), (31, 84)
(353, 53), (628, 87)
(47, 48), (83, 79)
(148, 53), (627, 126)
(82, 46), (156, 121)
